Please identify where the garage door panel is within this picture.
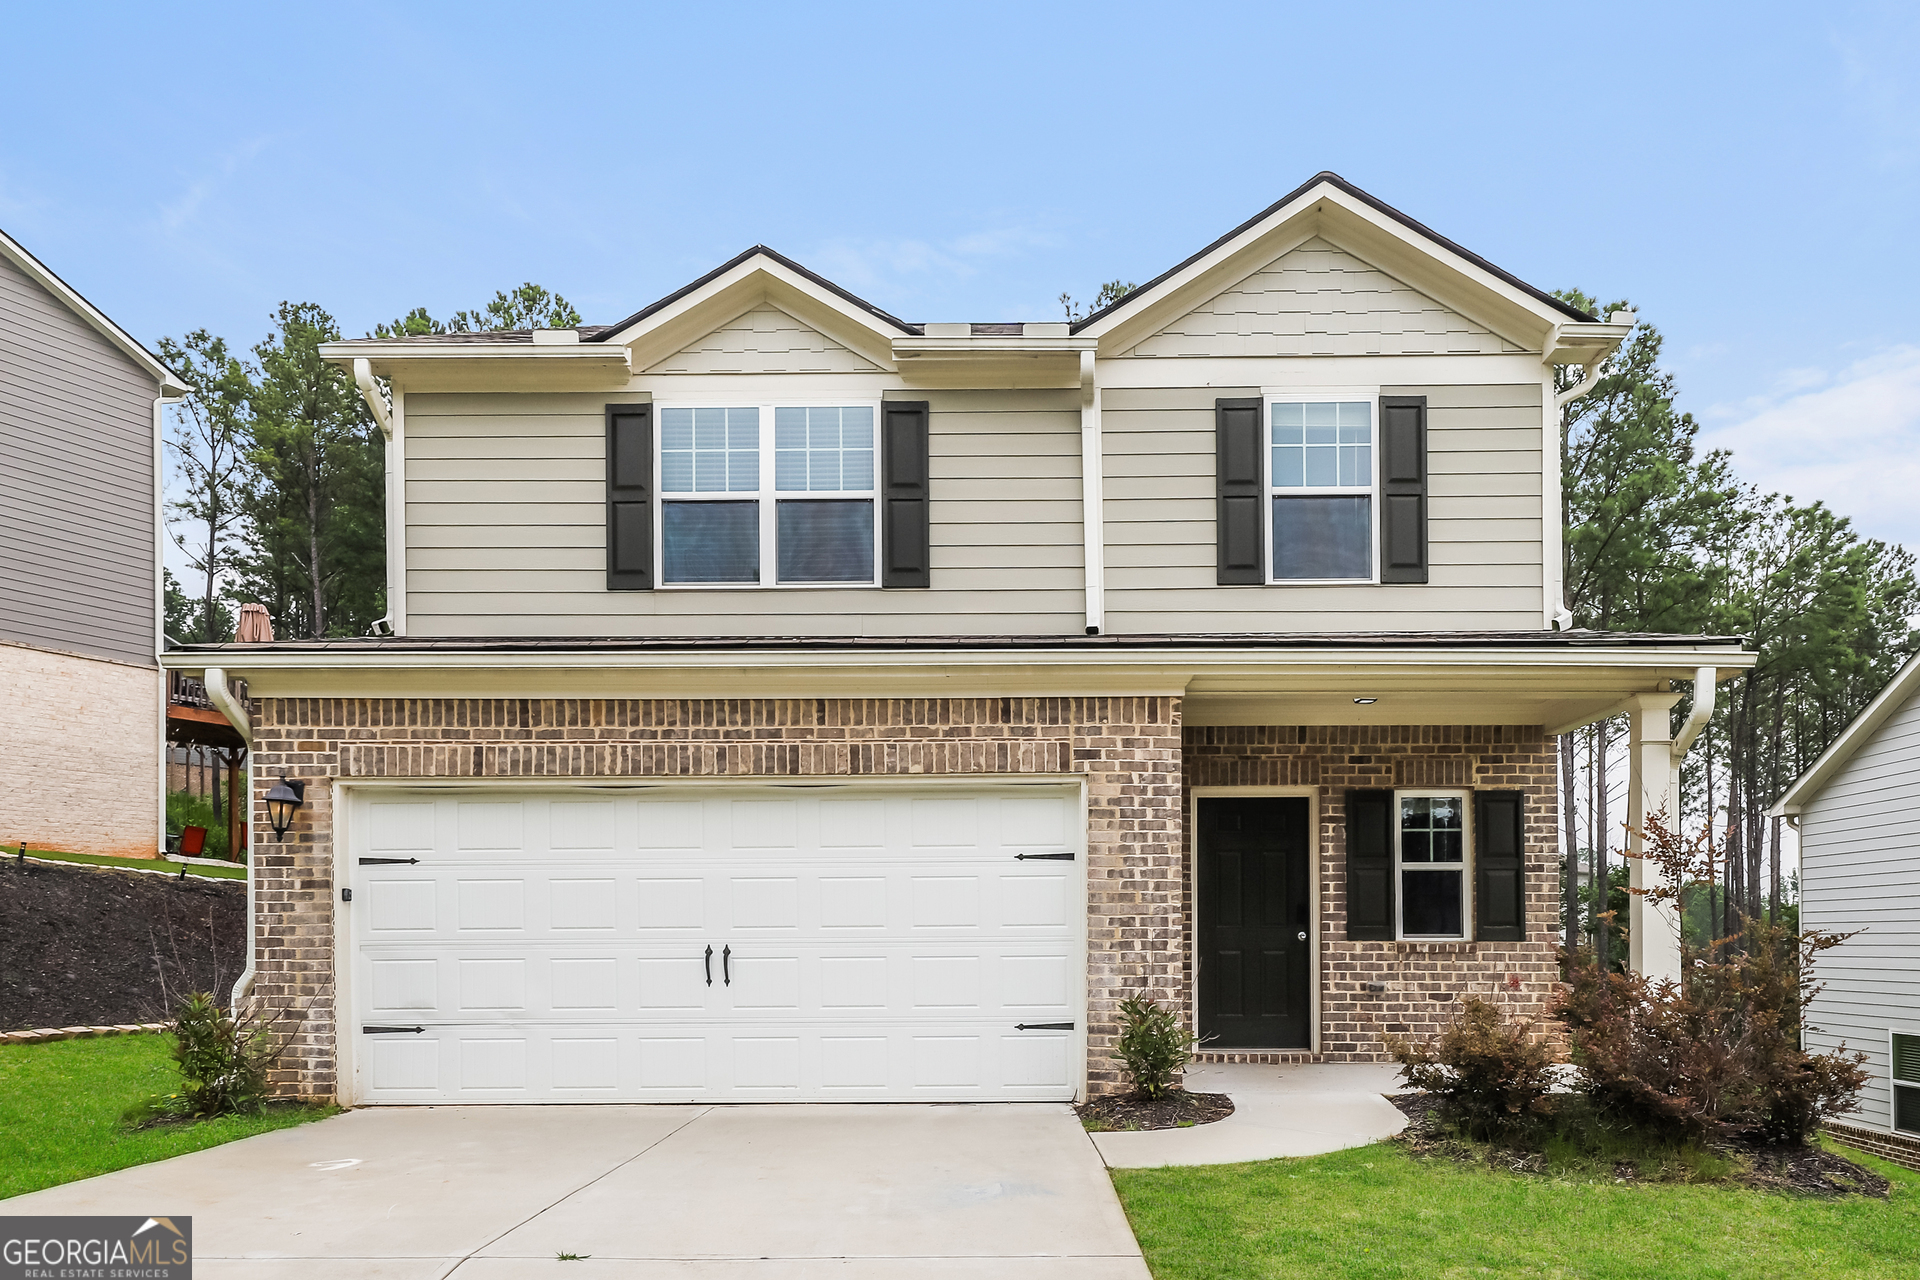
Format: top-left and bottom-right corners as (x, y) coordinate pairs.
(350, 787), (1082, 1103)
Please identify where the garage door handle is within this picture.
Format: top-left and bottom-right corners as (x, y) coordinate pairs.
(722, 945), (732, 986)
(363, 1025), (424, 1034)
(1014, 852), (1074, 861)
(1014, 1022), (1074, 1031)
(359, 857), (419, 866)
(704, 945), (713, 987)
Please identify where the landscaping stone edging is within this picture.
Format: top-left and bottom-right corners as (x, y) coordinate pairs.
(1823, 1121), (1920, 1173)
(2, 1023), (170, 1047)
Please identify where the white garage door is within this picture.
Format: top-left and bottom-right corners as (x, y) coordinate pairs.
(345, 786), (1083, 1104)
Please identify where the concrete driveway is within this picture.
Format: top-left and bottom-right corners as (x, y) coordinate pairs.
(4, 1103), (1148, 1279)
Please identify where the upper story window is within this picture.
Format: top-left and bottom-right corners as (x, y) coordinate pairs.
(1398, 791), (1469, 939)
(1269, 398), (1374, 582)
(659, 404), (878, 587)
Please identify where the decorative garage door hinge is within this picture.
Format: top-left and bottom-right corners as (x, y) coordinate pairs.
(363, 1025), (425, 1034)
(358, 857), (419, 865)
(1013, 1022), (1075, 1031)
(1013, 852), (1074, 861)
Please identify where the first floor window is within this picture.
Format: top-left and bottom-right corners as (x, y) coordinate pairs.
(659, 404), (877, 586)
(1270, 399), (1373, 581)
(1398, 792), (1467, 938)
(1896, 1032), (1920, 1135)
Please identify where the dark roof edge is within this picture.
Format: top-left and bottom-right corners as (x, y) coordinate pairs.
(1069, 171), (1597, 334)
(168, 630), (1750, 655)
(587, 245), (923, 342)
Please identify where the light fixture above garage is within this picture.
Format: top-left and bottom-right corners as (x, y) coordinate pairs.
(264, 777), (306, 840)
(1353, 697), (1378, 705)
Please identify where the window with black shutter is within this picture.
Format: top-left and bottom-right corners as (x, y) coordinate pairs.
(1346, 788), (1395, 940)
(1474, 790), (1525, 942)
(606, 403), (654, 590)
(1379, 395), (1428, 583)
(881, 400), (930, 587)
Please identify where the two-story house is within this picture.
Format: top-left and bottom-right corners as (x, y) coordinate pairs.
(166, 173), (1751, 1106)
(2, 226), (185, 861)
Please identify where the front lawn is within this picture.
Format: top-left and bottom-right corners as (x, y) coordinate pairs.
(1113, 1139), (1920, 1279)
(0, 1034), (335, 1200)
(17, 847), (245, 880)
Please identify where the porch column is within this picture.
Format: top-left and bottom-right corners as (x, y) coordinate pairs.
(1625, 691), (1683, 982)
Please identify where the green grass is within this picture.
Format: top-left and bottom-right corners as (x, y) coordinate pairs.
(1113, 1138), (1920, 1279)
(0, 1035), (335, 1200)
(11, 847), (245, 880)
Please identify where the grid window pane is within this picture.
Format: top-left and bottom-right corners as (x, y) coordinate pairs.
(1272, 496), (1371, 579)
(1897, 1082), (1920, 1136)
(661, 407), (759, 494)
(1402, 795), (1464, 865)
(1273, 401), (1370, 492)
(662, 501), (759, 583)
(777, 500), (874, 583)
(775, 406), (874, 493)
(1403, 870), (1464, 936)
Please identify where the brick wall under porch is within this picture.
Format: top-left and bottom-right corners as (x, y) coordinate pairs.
(246, 696), (1185, 1101)
(1182, 725), (1562, 1063)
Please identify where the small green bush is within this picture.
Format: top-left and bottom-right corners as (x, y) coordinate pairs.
(1387, 996), (1555, 1142)
(154, 993), (282, 1118)
(1111, 994), (1200, 1100)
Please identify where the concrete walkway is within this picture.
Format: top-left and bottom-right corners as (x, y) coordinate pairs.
(5, 1104), (1148, 1279)
(1091, 1062), (1408, 1169)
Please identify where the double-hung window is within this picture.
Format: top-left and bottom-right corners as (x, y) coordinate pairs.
(1269, 398), (1375, 581)
(658, 404), (878, 587)
(1895, 1032), (1920, 1135)
(1397, 792), (1470, 938)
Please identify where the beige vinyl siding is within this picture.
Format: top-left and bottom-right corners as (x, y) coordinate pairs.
(646, 303), (881, 375)
(403, 390), (1084, 637)
(1799, 686), (1920, 1133)
(1101, 383), (1543, 633)
(1126, 237), (1525, 359)
(0, 253), (159, 665)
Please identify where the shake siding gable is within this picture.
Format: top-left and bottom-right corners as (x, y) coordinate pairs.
(1125, 237), (1526, 359)
(646, 303), (882, 375)
(1100, 383), (1543, 632)
(0, 253), (159, 665)
(1800, 684), (1920, 1134)
(402, 389), (1085, 637)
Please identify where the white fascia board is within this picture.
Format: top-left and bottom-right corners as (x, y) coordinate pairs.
(892, 335), (1099, 357)
(599, 255), (907, 352)
(1771, 649), (1920, 816)
(318, 340), (632, 371)
(0, 228), (187, 394)
(1546, 322), (1635, 367)
(1076, 181), (1575, 356)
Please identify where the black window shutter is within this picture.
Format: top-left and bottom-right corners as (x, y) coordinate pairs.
(1216, 397), (1263, 585)
(1379, 395), (1428, 583)
(882, 400), (930, 588)
(1475, 790), (1526, 942)
(1346, 788), (1395, 940)
(606, 403), (653, 591)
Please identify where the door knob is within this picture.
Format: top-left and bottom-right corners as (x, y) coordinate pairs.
(1297, 931), (1308, 941)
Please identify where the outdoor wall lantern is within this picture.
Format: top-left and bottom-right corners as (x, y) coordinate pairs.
(264, 777), (307, 840)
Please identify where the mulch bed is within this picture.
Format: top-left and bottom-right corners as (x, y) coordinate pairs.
(1077, 1090), (1234, 1131)
(1388, 1092), (1891, 1198)
(0, 858), (246, 1030)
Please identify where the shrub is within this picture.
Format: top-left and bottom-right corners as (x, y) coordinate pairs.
(1386, 996), (1555, 1142)
(1110, 994), (1199, 1100)
(159, 992), (283, 1118)
(166, 790), (230, 860)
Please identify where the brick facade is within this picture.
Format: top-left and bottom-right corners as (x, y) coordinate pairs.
(1823, 1121), (1920, 1174)
(1183, 725), (1561, 1062)
(247, 695), (1184, 1100)
(245, 699), (1560, 1101)
(0, 641), (159, 859)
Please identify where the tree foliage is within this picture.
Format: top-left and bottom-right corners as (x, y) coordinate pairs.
(158, 329), (252, 643)
(1058, 280), (1138, 323)
(373, 282), (581, 338)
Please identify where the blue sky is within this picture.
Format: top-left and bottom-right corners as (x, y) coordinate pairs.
(6, 2), (1919, 549)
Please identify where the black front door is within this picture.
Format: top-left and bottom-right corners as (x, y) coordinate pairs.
(1197, 797), (1311, 1049)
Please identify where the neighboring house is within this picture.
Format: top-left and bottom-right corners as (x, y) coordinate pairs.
(0, 228), (184, 859)
(1773, 652), (1920, 1169)
(166, 172), (1750, 1106)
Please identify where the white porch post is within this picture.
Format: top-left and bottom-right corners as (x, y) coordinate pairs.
(1626, 691), (1683, 982)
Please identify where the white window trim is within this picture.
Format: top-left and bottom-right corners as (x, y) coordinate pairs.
(1892, 1027), (1920, 1136)
(1394, 788), (1473, 941)
(1262, 387), (1381, 587)
(654, 398), (884, 590)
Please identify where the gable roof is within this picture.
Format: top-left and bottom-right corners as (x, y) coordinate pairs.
(0, 226), (186, 394)
(587, 244), (921, 343)
(1772, 649), (1920, 816)
(1072, 171), (1595, 336)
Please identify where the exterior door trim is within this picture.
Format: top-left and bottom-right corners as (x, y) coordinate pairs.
(1189, 785), (1320, 1055)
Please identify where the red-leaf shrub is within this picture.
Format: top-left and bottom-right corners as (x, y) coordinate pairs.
(1386, 996), (1556, 1142)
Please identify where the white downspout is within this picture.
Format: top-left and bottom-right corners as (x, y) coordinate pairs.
(1668, 666), (1717, 828)
(204, 667), (256, 1010)
(354, 359), (403, 636)
(1541, 316), (1632, 631)
(1080, 349), (1105, 635)
(153, 393), (170, 854)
